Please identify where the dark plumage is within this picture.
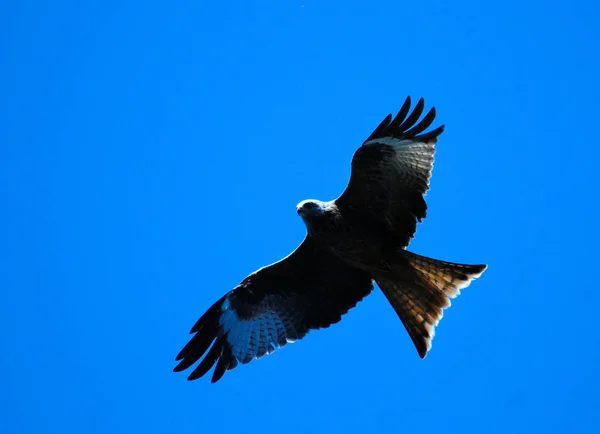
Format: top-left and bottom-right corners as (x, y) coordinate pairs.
(174, 96), (487, 383)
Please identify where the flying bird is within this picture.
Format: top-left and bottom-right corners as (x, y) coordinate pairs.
(174, 96), (487, 383)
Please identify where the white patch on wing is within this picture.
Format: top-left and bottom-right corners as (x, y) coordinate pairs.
(363, 137), (436, 186)
(363, 137), (417, 148)
(272, 311), (288, 346)
(246, 321), (259, 362)
(265, 313), (279, 350)
(282, 312), (299, 343)
(218, 294), (295, 364)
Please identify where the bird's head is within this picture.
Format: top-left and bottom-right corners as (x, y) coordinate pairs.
(296, 199), (331, 225)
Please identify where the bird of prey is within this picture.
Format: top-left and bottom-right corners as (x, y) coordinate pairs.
(174, 96), (487, 383)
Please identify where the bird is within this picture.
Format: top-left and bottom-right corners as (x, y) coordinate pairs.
(173, 96), (487, 383)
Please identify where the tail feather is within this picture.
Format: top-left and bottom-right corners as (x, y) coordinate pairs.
(375, 250), (486, 358)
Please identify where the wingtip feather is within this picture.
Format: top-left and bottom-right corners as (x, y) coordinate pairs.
(186, 340), (223, 381)
(363, 96), (444, 144)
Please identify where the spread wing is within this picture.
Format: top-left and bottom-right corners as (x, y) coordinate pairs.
(335, 96), (445, 248)
(173, 237), (373, 383)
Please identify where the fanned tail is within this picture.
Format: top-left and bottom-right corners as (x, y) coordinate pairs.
(375, 250), (487, 358)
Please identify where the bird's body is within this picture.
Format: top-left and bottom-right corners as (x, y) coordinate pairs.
(298, 200), (396, 271)
(174, 97), (487, 383)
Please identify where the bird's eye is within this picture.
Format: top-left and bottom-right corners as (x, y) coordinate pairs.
(304, 202), (314, 209)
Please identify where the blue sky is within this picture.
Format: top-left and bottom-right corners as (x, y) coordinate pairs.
(1, 1), (599, 433)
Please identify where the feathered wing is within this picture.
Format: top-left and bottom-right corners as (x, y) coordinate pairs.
(335, 96), (445, 247)
(173, 237), (374, 383)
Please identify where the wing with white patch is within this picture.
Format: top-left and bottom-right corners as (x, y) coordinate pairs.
(173, 237), (374, 383)
(336, 96), (445, 248)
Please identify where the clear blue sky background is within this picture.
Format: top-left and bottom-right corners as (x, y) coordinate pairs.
(1, 1), (599, 433)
